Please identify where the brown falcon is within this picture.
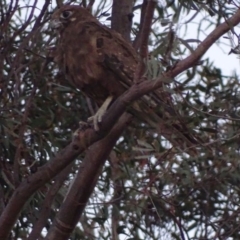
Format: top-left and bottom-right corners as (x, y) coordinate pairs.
(50, 5), (200, 153)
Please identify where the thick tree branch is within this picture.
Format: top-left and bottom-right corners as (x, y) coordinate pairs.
(27, 163), (74, 240)
(110, 151), (123, 240)
(133, 0), (148, 50)
(0, 7), (240, 239)
(46, 113), (132, 240)
(138, 0), (156, 59)
(134, 0), (156, 81)
(111, 0), (135, 42)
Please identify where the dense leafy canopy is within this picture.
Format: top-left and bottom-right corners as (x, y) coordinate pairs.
(1, 0), (240, 239)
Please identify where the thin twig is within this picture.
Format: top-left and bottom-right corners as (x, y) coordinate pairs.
(134, 0), (156, 82)
(87, 0), (95, 9)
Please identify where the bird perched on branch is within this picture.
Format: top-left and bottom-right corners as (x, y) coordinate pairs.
(50, 5), (201, 154)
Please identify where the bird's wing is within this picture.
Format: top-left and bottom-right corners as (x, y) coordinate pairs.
(77, 21), (203, 154)
(75, 20), (137, 87)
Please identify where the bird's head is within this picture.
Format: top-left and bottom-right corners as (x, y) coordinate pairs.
(50, 5), (93, 32)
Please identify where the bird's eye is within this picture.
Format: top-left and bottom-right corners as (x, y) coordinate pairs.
(60, 10), (72, 19)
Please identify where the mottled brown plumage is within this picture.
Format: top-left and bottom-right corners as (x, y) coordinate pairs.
(51, 5), (136, 105)
(51, 5), (201, 153)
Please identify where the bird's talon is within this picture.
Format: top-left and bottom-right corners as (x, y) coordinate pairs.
(79, 121), (91, 130)
(98, 116), (102, 123)
(87, 116), (93, 122)
(72, 121), (92, 140)
(87, 115), (100, 131)
(94, 117), (99, 131)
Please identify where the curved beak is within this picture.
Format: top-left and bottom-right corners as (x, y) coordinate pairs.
(50, 19), (62, 29)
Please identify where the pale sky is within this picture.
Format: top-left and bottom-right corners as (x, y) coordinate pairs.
(18, 0), (240, 76)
